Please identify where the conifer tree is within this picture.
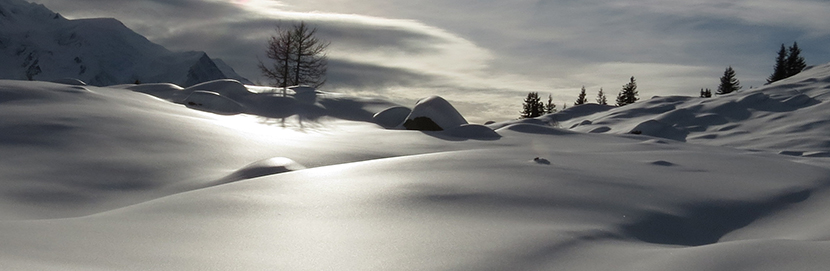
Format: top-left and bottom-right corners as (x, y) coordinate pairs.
(520, 92), (545, 118)
(767, 42), (807, 84)
(615, 76), (638, 106)
(785, 42), (807, 78)
(717, 66), (741, 95)
(596, 88), (607, 105)
(767, 44), (788, 84)
(700, 88), (712, 98)
(545, 94), (557, 114)
(575, 86), (588, 105)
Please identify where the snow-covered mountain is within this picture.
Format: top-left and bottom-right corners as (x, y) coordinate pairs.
(0, 0), (251, 86)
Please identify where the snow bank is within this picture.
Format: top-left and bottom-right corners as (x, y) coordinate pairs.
(402, 96), (468, 130)
(49, 78), (87, 86)
(211, 157), (305, 186)
(444, 124), (500, 139)
(183, 91), (244, 115)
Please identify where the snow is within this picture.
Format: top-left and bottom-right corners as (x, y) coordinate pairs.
(0, 0), (250, 86)
(535, 62), (830, 155)
(402, 95), (468, 130)
(183, 90), (245, 115)
(372, 106), (411, 128)
(3, 62), (830, 270)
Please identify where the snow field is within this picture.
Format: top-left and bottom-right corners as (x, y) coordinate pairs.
(2, 64), (830, 270)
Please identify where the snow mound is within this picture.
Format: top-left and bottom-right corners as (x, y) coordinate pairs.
(547, 62), (830, 153)
(124, 83), (187, 102)
(49, 78), (87, 86)
(184, 79), (253, 100)
(540, 103), (614, 123)
(630, 119), (689, 142)
(212, 157), (306, 186)
(444, 124), (500, 139)
(496, 123), (575, 135)
(183, 91), (244, 115)
(288, 86), (316, 94)
(402, 96), (468, 130)
(372, 106), (412, 128)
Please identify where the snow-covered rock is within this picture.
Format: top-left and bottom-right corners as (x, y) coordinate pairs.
(184, 79), (253, 100)
(372, 106), (411, 128)
(402, 96), (468, 130)
(183, 91), (244, 115)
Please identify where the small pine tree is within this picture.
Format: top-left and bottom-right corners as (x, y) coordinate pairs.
(616, 76), (638, 106)
(767, 44), (788, 84)
(575, 86), (588, 105)
(717, 66), (741, 95)
(699, 88), (712, 98)
(768, 42), (807, 84)
(520, 92), (545, 118)
(545, 94), (557, 114)
(785, 42), (807, 78)
(596, 88), (607, 105)
(562, 103), (567, 110)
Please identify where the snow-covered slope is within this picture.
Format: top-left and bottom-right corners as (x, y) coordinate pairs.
(516, 63), (830, 156)
(0, 0), (251, 86)
(2, 62), (830, 269)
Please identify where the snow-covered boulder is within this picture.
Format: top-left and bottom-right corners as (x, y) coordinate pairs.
(183, 91), (244, 115)
(184, 79), (253, 100)
(372, 106), (412, 128)
(401, 96), (468, 131)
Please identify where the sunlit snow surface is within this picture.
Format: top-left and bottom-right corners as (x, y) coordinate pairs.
(2, 70), (830, 270)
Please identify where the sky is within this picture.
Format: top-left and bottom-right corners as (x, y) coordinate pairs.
(27, 0), (830, 123)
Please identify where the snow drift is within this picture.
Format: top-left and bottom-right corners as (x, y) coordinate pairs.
(3, 62), (830, 270)
(521, 62), (830, 155)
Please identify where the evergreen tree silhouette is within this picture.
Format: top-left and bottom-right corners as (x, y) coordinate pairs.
(596, 88), (607, 105)
(616, 76), (638, 106)
(717, 66), (741, 95)
(785, 42), (807, 78)
(545, 94), (557, 114)
(767, 44), (788, 83)
(521, 92), (545, 118)
(575, 86), (588, 105)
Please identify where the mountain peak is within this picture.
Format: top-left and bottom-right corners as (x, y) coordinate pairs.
(0, 0), (250, 86)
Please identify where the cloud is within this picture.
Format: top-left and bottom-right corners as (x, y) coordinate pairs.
(606, 0), (830, 36)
